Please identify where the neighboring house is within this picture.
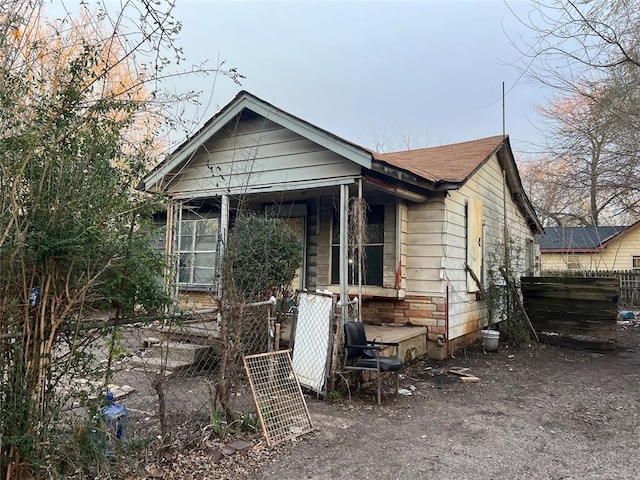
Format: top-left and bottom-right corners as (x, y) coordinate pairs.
(536, 222), (640, 272)
(139, 91), (542, 359)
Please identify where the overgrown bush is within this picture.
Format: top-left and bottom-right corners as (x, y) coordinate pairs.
(213, 212), (302, 422)
(0, 5), (172, 478)
(224, 213), (303, 301)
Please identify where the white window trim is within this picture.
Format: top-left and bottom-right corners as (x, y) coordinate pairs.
(177, 217), (219, 287)
(567, 254), (581, 270)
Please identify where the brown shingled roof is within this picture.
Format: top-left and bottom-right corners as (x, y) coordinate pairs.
(373, 135), (506, 184)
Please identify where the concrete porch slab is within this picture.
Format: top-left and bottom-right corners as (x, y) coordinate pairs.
(279, 321), (427, 363)
(364, 324), (427, 363)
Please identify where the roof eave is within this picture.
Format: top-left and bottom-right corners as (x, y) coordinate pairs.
(600, 220), (640, 248)
(369, 161), (460, 192)
(497, 138), (544, 235)
(541, 247), (603, 253)
(140, 91), (373, 192)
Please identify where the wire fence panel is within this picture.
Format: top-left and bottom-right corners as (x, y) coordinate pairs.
(291, 292), (335, 394)
(118, 304), (272, 435)
(243, 350), (314, 446)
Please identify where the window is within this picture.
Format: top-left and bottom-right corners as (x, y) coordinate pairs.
(567, 254), (581, 270)
(330, 205), (384, 286)
(632, 255), (640, 271)
(178, 218), (219, 286)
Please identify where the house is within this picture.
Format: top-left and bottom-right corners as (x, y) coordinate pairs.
(536, 222), (640, 272)
(139, 91), (542, 359)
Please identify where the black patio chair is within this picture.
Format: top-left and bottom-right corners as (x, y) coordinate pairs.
(343, 321), (404, 405)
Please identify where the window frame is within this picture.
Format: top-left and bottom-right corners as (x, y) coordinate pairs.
(177, 217), (219, 288)
(632, 255), (640, 271)
(330, 204), (385, 287)
(567, 254), (581, 270)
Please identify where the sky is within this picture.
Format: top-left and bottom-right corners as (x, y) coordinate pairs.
(47, 0), (552, 156)
(165, 0), (550, 155)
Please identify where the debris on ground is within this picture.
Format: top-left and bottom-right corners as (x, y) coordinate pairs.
(618, 311), (636, 321)
(448, 367), (480, 383)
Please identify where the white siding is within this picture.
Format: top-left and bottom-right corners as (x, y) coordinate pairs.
(164, 116), (361, 197)
(383, 204), (397, 289)
(405, 198), (446, 296)
(443, 153), (535, 340)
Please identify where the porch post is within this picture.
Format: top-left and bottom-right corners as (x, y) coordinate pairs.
(164, 200), (176, 312)
(339, 184), (349, 328)
(357, 179), (363, 323)
(175, 201), (184, 301)
(218, 194), (230, 295)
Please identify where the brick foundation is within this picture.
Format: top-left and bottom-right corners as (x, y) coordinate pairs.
(360, 295), (484, 360)
(361, 295), (446, 328)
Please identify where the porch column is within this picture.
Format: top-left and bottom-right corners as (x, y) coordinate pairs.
(357, 179), (363, 323)
(339, 184), (349, 327)
(164, 200), (176, 309)
(174, 201), (184, 301)
(217, 194), (230, 295)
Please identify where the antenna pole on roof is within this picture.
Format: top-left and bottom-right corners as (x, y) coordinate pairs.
(502, 81), (506, 139)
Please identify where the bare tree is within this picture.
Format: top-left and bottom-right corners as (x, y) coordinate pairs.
(512, 0), (640, 224)
(531, 83), (637, 225)
(520, 156), (586, 226)
(514, 0), (640, 89)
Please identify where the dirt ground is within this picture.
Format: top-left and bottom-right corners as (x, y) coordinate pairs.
(249, 324), (640, 480)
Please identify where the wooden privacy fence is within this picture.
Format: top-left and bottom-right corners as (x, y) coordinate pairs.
(541, 270), (640, 308)
(521, 276), (619, 351)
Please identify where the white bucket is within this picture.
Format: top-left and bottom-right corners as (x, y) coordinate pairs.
(481, 329), (500, 351)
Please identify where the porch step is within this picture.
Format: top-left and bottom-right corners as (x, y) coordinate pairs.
(129, 355), (193, 372)
(283, 322), (427, 363)
(364, 324), (427, 363)
(130, 341), (218, 370)
(156, 321), (221, 345)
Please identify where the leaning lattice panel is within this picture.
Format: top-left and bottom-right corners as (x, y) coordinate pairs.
(243, 350), (314, 446)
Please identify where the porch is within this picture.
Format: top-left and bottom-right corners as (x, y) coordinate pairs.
(364, 324), (427, 364)
(281, 320), (427, 364)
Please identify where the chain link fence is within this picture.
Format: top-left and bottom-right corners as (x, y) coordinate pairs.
(1, 290), (344, 475)
(100, 301), (277, 443)
(99, 292), (341, 440)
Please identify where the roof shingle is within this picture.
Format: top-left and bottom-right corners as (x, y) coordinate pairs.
(536, 226), (626, 251)
(372, 135), (506, 183)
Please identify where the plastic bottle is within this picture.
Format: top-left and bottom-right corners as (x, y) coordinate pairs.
(29, 286), (40, 306)
(102, 392), (128, 442)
